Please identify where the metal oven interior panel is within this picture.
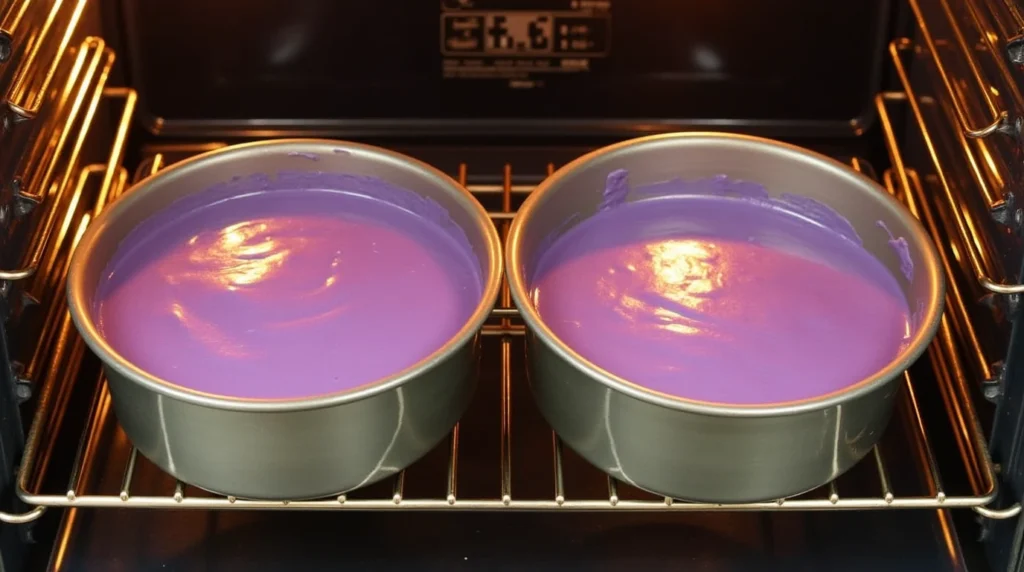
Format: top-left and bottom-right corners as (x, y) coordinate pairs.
(47, 512), (962, 571)
(3, 0), (1024, 570)
(0, 2), (118, 570)
(897, 1), (1024, 570)
(112, 0), (891, 138)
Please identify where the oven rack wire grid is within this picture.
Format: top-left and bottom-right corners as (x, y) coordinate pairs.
(0, 38), (1019, 525)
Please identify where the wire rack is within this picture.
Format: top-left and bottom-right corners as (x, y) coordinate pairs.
(0, 55), (1014, 525)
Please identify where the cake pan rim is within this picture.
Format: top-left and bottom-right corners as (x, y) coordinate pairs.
(66, 138), (504, 413)
(506, 131), (945, 419)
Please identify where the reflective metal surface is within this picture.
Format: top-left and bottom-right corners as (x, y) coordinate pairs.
(1, 38), (114, 282)
(0, 3), (97, 284)
(63, 140), (503, 500)
(505, 133), (945, 503)
(908, 0), (1014, 142)
(5, 144), (1000, 519)
(44, 332), (979, 568)
(905, 0), (1024, 299)
(1, 0), (88, 119)
(1, 0), (1020, 569)
(30, 150), (986, 572)
(0, 6), (111, 567)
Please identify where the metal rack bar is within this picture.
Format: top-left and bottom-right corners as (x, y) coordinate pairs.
(4, 0), (88, 119)
(874, 447), (894, 504)
(0, 0), (31, 65)
(827, 480), (839, 505)
(483, 163), (525, 352)
(893, 56), (998, 288)
(443, 163), (470, 506)
(0, 37), (115, 281)
(11, 70), (128, 416)
(878, 157), (992, 401)
(903, 368), (948, 502)
(891, 166), (994, 497)
(0, 85), (136, 524)
(92, 87), (136, 216)
(66, 361), (104, 502)
(542, 162), (569, 508)
(463, 184), (535, 195)
(552, 432), (565, 505)
(4, 380), (979, 513)
(969, 0), (1024, 88)
(21, 166), (96, 387)
(3, 144), (1004, 518)
(16, 165), (119, 496)
(907, 0), (1011, 143)
(118, 447), (137, 501)
(499, 164), (513, 506)
(886, 40), (1011, 368)
(891, 35), (1023, 297)
(876, 90), (1003, 512)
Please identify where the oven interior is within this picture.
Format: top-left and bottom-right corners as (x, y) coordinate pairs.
(3, 0), (1024, 570)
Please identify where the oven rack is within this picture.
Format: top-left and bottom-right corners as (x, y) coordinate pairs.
(0, 97), (1010, 525)
(900, 0), (1020, 391)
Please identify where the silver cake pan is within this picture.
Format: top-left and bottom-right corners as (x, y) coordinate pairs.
(506, 132), (944, 503)
(66, 139), (503, 500)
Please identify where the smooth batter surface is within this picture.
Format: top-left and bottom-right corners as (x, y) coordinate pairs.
(94, 177), (482, 399)
(530, 176), (912, 405)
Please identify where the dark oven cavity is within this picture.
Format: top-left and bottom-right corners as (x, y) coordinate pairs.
(2, 0), (1024, 570)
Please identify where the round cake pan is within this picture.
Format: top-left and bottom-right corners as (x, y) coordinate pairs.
(506, 132), (944, 503)
(67, 139), (503, 500)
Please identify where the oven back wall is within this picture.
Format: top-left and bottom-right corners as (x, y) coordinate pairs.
(112, 0), (892, 138)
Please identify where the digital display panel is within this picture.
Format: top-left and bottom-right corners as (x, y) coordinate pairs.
(441, 11), (609, 56)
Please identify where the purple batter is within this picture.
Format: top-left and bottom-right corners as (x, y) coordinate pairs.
(530, 172), (912, 405)
(94, 173), (482, 400)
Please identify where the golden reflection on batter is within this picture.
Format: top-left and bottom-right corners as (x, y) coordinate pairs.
(597, 239), (730, 337)
(178, 219), (299, 290)
(183, 218), (296, 290)
(162, 218), (319, 358)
